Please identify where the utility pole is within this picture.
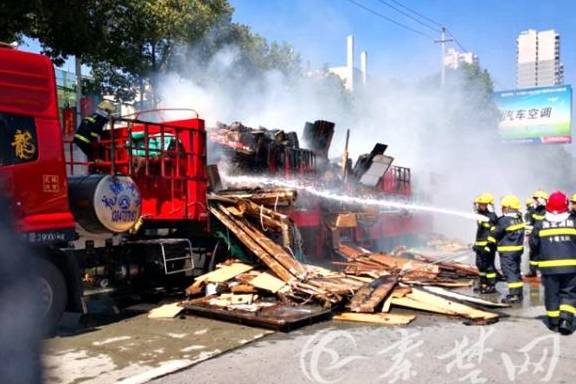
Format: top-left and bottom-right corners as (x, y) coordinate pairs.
(434, 27), (453, 87)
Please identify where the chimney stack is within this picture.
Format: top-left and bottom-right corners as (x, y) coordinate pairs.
(347, 35), (355, 91)
(360, 51), (367, 85)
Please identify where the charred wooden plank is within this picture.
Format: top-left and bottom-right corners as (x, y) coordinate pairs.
(215, 189), (297, 207)
(235, 213), (307, 279)
(208, 205), (294, 282)
(183, 302), (331, 332)
(349, 275), (398, 313)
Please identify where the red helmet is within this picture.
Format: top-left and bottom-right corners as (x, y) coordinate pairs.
(546, 191), (568, 214)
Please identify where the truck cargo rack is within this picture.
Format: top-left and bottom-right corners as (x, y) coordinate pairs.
(64, 116), (207, 223)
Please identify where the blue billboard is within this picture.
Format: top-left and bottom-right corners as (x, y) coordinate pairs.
(493, 85), (572, 144)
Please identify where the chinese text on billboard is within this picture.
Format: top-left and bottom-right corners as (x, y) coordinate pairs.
(494, 85), (572, 144)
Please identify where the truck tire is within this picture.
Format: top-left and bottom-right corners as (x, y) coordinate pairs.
(35, 258), (67, 333)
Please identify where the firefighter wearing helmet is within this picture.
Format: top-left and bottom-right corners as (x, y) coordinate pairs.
(74, 100), (116, 161)
(525, 190), (549, 277)
(491, 194), (526, 303)
(473, 193), (498, 293)
(529, 191), (576, 335)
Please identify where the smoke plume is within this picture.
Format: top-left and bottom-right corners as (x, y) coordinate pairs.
(157, 37), (575, 241)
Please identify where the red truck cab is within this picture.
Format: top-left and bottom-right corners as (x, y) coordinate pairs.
(0, 47), (76, 239)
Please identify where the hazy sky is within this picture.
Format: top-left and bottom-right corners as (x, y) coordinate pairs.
(229, 0), (576, 91)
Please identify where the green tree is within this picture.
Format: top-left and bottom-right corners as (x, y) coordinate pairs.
(86, 0), (233, 102)
(459, 62), (494, 97)
(1, 0), (112, 65)
(1, 0), (233, 100)
(0, 1), (35, 43)
(2, 1), (305, 104)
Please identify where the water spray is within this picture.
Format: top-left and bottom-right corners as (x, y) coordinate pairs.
(222, 174), (488, 222)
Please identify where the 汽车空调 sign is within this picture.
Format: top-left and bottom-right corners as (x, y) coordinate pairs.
(494, 85), (572, 144)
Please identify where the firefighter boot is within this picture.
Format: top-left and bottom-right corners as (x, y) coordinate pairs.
(485, 283), (496, 294)
(547, 319), (559, 333)
(475, 275), (487, 292)
(559, 319), (574, 336)
(479, 284), (491, 294)
(501, 294), (522, 304)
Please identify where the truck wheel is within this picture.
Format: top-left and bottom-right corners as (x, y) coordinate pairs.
(35, 258), (67, 333)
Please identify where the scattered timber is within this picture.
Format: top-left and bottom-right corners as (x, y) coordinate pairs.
(181, 187), (502, 331)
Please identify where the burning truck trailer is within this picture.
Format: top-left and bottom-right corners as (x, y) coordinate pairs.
(207, 120), (432, 261)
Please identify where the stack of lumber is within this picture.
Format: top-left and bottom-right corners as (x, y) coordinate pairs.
(339, 244), (478, 283)
(409, 251), (479, 279)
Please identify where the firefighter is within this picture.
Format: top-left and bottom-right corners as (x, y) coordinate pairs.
(473, 193), (498, 293)
(493, 195), (525, 303)
(530, 191), (576, 335)
(525, 190), (548, 277)
(569, 194), (576, 220)
(74, 100), (116, 161)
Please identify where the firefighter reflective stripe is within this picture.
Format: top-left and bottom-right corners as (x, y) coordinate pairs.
(84, 116), (96, 123)
(529, 260), (539, 266)
(547, 310), (560, 317)
(538, 259), (576, 268)
(487, 236), (496, 243)
(498, 245), (524, 252)
(532, 214), (545, 220)
(90, 132), (101, 138)
(507, 281), (524, 289)
(75, 134), (90, 143)
(486, 272), (497, 279)
(479, 272), (486, 276)
(560, 304), (576, 314)
(475, 241), (488, 246)
(483, 247), (490, 252)
(539, 228), (576, 237)
(506, 223), (526, 232)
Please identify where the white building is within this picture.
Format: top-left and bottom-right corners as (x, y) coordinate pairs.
(443, 48), (479, 69)
(517, 29), (564, 89)
(328, 35), (367, 92)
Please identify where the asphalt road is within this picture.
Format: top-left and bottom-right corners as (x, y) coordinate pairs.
(43, 308), (272, 384)
(153, 283), (576, 384)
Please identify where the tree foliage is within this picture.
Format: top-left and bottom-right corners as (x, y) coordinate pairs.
(459, 62), (494, 96)
(1, 0), (307, 102)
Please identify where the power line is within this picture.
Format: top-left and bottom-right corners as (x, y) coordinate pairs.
(387, 1), (471, 53)
(374, 0), (440, 33)
(446, 29), (467, 52)
(388, 0), (443, 29)
(344, 0), (435, 39)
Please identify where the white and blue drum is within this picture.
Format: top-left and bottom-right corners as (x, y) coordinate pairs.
(68, 174), (141, 233)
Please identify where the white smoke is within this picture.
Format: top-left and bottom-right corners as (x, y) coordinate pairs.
(159, 45), (349, 133)
(157, 38), (575, 241)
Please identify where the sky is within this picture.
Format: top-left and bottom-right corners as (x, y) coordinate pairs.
(19, 0), (575, 90)
(228, 0), (576, 91)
